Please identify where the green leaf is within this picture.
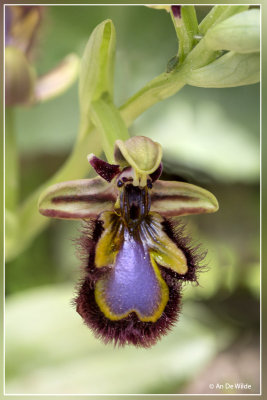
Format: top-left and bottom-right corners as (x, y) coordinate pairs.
(151, 180), (218, 217)
(186, 51), (260, 88)
(5, 284), (234, 393)
(204, 10), (260, 54)
(38, 177), (116, 220)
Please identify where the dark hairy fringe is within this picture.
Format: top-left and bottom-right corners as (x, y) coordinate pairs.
(73, 216), (206, 347)
(161, 217), (207, 284)
(73, 219), (183, 347)
(75, 266), (182, 348)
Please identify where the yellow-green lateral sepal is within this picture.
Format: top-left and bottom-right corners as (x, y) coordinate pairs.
(114, 136), (162, 186)
(95, 212), (123, 268)
(150, 181), (219, 217)
(38, 178), (117, 220)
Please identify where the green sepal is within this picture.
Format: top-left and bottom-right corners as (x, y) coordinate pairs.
(38, 177), (117, 220)
(150, 180), (219, 217)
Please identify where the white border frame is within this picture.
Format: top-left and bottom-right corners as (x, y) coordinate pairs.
(3, 3), (262, 397)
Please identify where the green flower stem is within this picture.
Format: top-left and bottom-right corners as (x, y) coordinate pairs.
(119, 38), (217, 127)
(171, 6), (198, 63)
(5, 107), (18, 212)
(91, 95), (129, 163)
(119, 71), (186, 127)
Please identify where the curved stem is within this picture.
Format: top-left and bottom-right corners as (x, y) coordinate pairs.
(119, 71), (186, 127)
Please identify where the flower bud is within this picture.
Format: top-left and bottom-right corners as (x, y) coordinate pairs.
(204, 9), (260, 54)
(5, 46), (35, 106)
(5, 6), (79, 107)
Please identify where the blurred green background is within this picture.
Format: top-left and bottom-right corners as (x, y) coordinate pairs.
(5, 6), (260, 395)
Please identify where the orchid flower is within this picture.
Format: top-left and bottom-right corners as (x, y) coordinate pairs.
(39, 136), (218, 347)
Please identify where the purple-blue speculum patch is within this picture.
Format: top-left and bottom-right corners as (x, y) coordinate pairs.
(39, 136), (219, 347)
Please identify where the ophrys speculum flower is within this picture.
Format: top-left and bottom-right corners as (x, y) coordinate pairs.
(39, 136), (218, 347)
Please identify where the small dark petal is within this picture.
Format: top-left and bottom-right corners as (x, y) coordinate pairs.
(147, 180), (153, 189)
(161, 218), (207, 282)
(149, 162), (163, 182)
(89, 155), (120, 182)
(171, 5), (181, 19)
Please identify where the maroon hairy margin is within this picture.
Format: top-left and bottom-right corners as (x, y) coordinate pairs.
(161, 217), (207, 283)
(73, 216), (206, 348)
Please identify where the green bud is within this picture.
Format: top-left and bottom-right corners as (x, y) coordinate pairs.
(79, 19), (116, 118)
(5, 46), (35, 106)
(204, 9), (260, 54)
(186, 51), (259, 88)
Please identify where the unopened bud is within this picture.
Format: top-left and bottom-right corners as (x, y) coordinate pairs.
(5, 46), (35, 106)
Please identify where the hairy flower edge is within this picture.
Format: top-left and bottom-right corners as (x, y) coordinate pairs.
(73, 217), (206, 347)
